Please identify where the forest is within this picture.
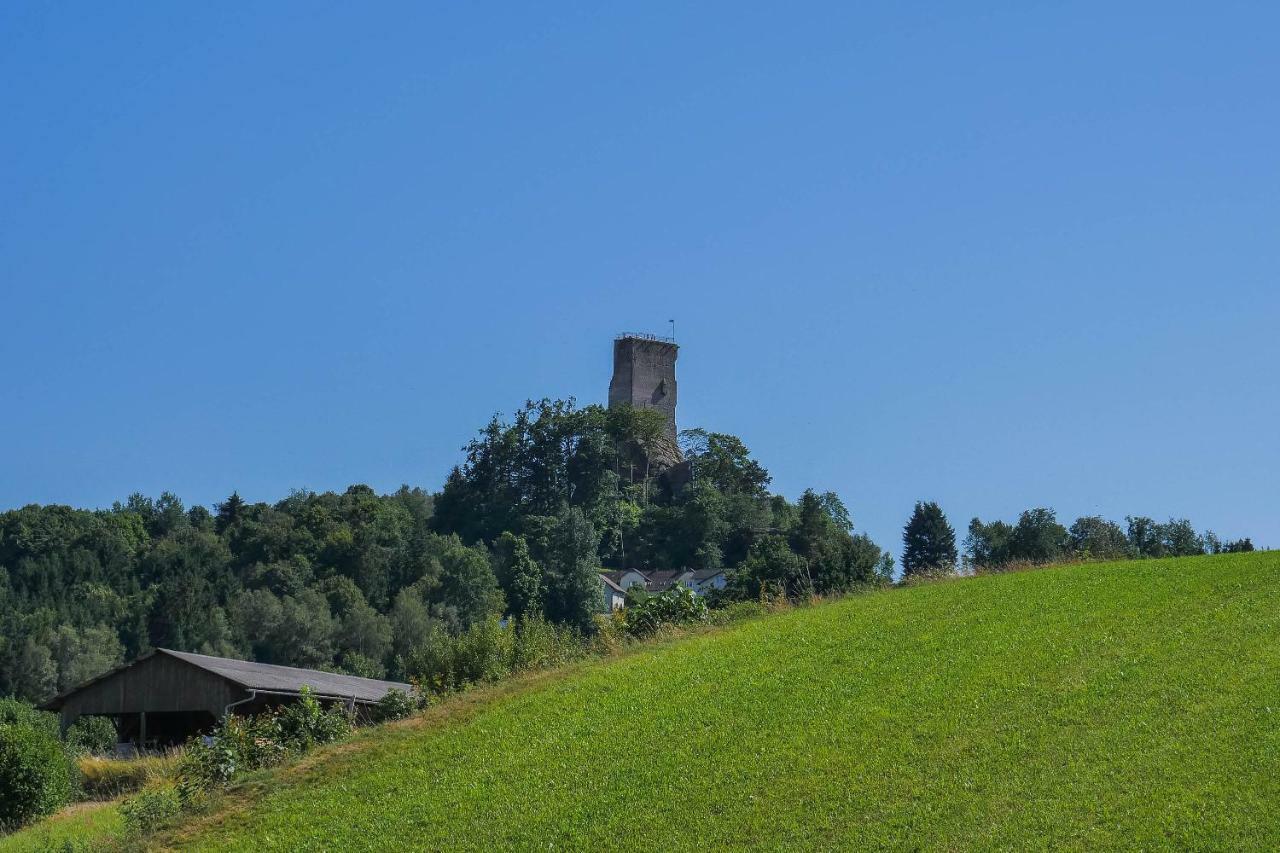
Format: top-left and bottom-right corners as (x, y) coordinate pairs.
(0, 399), (890, 703)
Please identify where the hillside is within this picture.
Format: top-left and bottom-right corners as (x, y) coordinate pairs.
(164, 552), (1279, 850)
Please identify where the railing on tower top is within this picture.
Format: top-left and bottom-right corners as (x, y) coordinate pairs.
(616, 332), (677, 344)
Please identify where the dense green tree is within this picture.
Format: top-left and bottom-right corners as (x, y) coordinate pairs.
(1159, 518), (1204, 557)
(338, 599), (392, 669)
(1010, 508), (1069, 564)
(9, 640), (57, 702)
(214, 492), (246, 534)
(272, 590), (338, 669)
(729, 535), (809, 599)
(680, 429), (771, 497)
(1126, 516), (1161, 558)
(50, 625), (123, 692)
(436, 541), (502, 631)
(901, 502), (958, 576)
(789, 490), (884, 593)
(964, 518), (1014, 569)
(1068, 516), (1130, 560)
(388, 588), (433, 665)
(541, 508), (601, 631)
(493, 532), (542, 618)
(431, 400), (621, 547)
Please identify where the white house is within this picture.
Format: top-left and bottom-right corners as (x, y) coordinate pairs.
(615, 570), (649, 590)
(599, 573), (627, 612)
(689, 568), (728, 594)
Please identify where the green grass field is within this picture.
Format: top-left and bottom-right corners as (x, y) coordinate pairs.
(0, 801), (121, 852)
(152, 552), (1279, 849)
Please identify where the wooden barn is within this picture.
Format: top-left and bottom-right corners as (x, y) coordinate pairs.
(39, 649), (413, 750)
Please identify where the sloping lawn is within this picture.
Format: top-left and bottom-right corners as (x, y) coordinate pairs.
(0, 801), (121, 852)
(166, 552), (1279, 850)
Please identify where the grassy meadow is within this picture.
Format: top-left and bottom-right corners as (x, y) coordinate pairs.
(155, 551), (1279, 850)
(0, 801), (121, 853)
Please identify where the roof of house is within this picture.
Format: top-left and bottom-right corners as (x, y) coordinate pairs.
(690, 568), (726, 580)
(41, 649), (412, 710)
(599, 573), (627, 593)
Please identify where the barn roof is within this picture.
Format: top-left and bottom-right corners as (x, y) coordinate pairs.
(40, 649), (412, 710)
(160, 650), (412, 703)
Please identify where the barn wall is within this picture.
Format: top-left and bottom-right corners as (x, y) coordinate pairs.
(59, 653), (239, 723)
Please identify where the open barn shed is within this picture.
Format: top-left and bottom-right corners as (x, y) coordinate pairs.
(40, 648), (412, 750)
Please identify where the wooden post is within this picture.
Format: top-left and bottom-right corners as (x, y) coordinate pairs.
(139, 710), (147, 753)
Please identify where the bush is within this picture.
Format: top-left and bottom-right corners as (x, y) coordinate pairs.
(708, 599), (767, 626)
(405, 619), (512, 695)
(451, 618), (513, 686)
(277, 687), (352, 751)
(176, 693), (352, 804)
(624, 585), (710, 639)
(118, 783), (181, 836)
(65, 716), (117, 756)
(176, 738), (236, 804)
(176, 713), (286, 803)
(510, 616), (588, 673)
(77, 753), (177, 800)
(0, 720), (77, 830)
(0, 698), (60, 739)
(371, 689), (419, 724)
(590, 611), (629, 656)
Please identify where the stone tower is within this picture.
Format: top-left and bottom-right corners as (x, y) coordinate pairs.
(608, 334), (679, 441)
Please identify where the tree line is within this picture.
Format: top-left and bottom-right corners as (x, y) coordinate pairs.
(899, 501), (1254, 576)
(0, 399), (890, 703)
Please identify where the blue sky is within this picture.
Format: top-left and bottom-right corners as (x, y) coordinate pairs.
(2, 2), (1277, 557)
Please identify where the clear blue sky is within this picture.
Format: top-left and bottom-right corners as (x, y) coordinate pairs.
(3, 3), (1277, 558)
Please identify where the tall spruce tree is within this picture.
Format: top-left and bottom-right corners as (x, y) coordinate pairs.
(901, 501), (957, 576)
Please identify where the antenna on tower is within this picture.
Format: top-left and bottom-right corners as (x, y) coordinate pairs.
(669, 319), (676, 341)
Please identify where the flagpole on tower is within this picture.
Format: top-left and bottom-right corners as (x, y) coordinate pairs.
(669, 319), (676, 341)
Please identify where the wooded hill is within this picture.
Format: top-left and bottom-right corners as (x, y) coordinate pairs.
(0, 399), (889, 702)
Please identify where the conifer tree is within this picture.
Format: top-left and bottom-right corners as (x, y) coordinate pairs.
(901, 501), (957, 576)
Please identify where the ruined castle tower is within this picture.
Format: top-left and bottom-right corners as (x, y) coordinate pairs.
(608, 334), (679, 440)
(608, 334), (684, 476)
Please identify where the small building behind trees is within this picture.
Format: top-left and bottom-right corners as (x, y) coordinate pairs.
(39, 649), (411, 750)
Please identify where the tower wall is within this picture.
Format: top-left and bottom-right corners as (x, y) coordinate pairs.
(608, 336), (678, 440)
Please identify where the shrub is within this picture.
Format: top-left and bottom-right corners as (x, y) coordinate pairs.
(277, 687), (352, 751)
(118, 783), (181, 836)
(176, 694), (351, 804)
(216, 712), (288, 768)
(590, 611), (629, 656)
(371, 689), (419, 724)
(0, 698), (60, 739)
(176, 713), (286, 803)
(404, 619), (513, 695)
(452, 618), (513, 686)
(176, 737), (236, 805)
(65, 716), (117, 756)
(624, 585), (710, 639)
(708, 599), (767, 626)
(0, 720), (77, 830)
(510, 615), (587, 673)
